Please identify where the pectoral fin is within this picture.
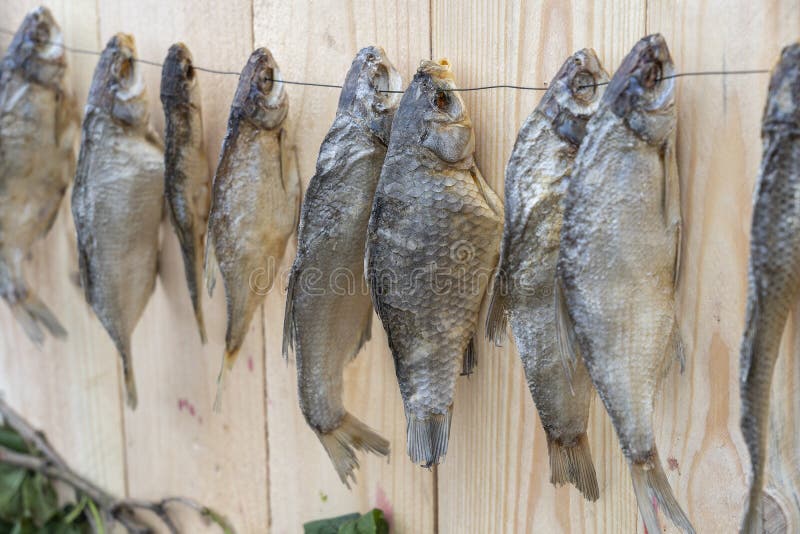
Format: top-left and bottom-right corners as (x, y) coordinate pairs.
(280, 129), (302, 236)
(555, 276), (580, 393)
(661, 139), (682, 290)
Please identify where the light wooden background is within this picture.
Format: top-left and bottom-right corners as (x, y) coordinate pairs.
(0, 1), (798, 532)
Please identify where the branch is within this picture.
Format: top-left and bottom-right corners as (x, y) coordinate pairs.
(0, 397), (235, 534)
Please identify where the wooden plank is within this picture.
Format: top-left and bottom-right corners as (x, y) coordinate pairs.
(252, 1), (435, 532)
(648, 1), (800, 532)
(0, 0), (127, 497)
(430, 1), (677, 532)
(94, 1), (269, 532)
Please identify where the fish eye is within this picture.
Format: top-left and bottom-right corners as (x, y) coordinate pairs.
(432, 89), (450, 111)
(365, 52), (376, 62)
(186, 64), (195, 80)
(643, 63), (662, 89)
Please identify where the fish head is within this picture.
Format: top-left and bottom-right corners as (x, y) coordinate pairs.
(763, 42), (800, 133)
(2, 6), (66, 86)
(88, 33), (150, 127)
(393, 59), (474, 163)
(232, 47), (288, 130)
(604, 33), (676, 145)
(160, 42), (200, 109)
(537, 48), (610, 145)
(337, 46), (402, 144)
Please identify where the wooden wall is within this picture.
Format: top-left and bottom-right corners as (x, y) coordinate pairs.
(0, 1), (798, 532)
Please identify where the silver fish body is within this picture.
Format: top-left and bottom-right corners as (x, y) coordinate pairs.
(206, 48), (299, 406)
(556, 35), (693, 532)
(161, 43), (210, 344)
(0, 7), (78, 343)
(486, 49), (608, 501)
(366, 59), (503, 467)
(739, 42), (800, 534)
(72, 34), (165, 409)
(283, 46), (401, 486)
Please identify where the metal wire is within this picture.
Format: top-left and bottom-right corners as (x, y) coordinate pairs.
(0, 26), (770, 93)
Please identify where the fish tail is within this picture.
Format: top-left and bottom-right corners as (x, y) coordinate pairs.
(406, 408), (452, 467)
(213, 347), (239, 412)
(739, 293), (781, 533)
(116, 344), (138, 410)
(193, 302), (207, 345)
(5, 285), (67, 346)
(203, 233), (217, 297)
(629, 448), (695, 534)
(316, 412), (390, 488)
(484, 271), (508, 346)
(547, 433), (599, 501)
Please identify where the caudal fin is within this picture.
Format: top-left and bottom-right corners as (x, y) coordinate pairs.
(547, 433), (599, 501)
(317, 412), (390, 488)
(213, 348), (239, 412)
(407, 408), (452, 468)
(8, 292), (67, 346)
(629, 449), (695, 534)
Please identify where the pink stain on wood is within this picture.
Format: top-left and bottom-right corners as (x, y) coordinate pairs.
(177, 398), (198, 419)
(667, 456), (680, 474)
(247, 356), (254, 372)
(374, 484), (393, 529)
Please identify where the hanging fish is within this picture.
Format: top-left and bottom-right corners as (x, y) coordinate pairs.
(485, 49), (608, 501)
(72, 34), (164, 409)
(366, 59), (503, 467)
(161, 42), (210, 343)
(283, 46), (401, 486)
(739, 42), (800, 534)
(206, 48), (300, 408)
(0, 6), (78, 343)
(555, 35), (694, 532)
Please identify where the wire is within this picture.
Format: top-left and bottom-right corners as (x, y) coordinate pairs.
(0, 25), (771, 93)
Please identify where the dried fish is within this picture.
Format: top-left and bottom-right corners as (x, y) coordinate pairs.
(72, 34), (165, 409)
(161, 42), (210, 343)
(206, 48), (300, 408)
(739, 42), (800, 534)
(366, 59), (503, 467)
(0, 6), (78, 343)
(556, 35), (693, 532)
(283, 46), (401, 486)
(486, 49), (608, 501)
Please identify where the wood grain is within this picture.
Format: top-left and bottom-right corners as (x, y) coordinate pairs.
(0, 0), (127, 498)
(252, 1), (434, 532)
(649, 1), (800, 532)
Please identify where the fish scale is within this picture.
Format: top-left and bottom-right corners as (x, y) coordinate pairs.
(0, 6), (77, 344)
(367, 59), (503, 467)
(486, 48), (607, 502)
(739, 42), (800, 534)
(556, 35), (694, 533)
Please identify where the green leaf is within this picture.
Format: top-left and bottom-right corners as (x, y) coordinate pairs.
(337, 509), (389, 534)
(0, 465), (27, 520)
(21, 473), (59, 525)
(303, 513), (360, 534)
(0, 427), (28, 454)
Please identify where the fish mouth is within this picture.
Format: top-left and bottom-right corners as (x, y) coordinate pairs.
(113, 35), (145, 101)
(30, 7), (65, 63)
(568, 48), (609, 105)
(370, 48), (403, 109)
(763, 42), (800, 129)
(605, 33), (675, 114)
